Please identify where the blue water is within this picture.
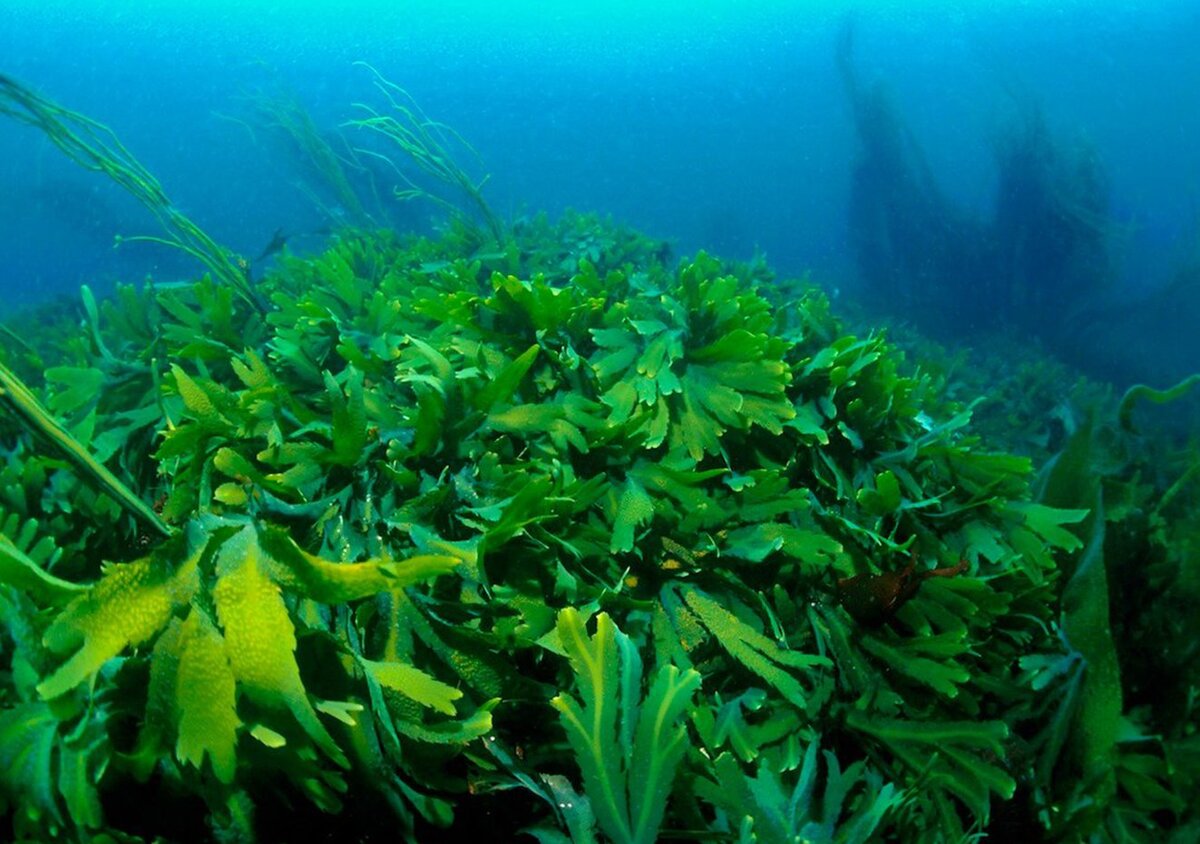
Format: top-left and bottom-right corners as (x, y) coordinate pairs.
(3, 0), (1200, 374)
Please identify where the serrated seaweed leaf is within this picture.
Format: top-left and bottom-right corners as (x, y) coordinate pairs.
(858, 631), (971, 697)
(1008, 501), (1089, 552)
(845, 710), (1015, 818)
(0, 532), (86, 605)
(694, 740), (901, 844)
(325, 367), (369, 466)
(0, 359), (171, 537)
(0, 700), (107, 832)
(475, 344), (540, 412)
(360, 657), (463, 716)
(610, 477), (655, 555)
(551, 608), (700, 844)
(682, 587), (831, 710)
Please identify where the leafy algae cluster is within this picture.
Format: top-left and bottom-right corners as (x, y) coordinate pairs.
(6, 209), (1198, 843)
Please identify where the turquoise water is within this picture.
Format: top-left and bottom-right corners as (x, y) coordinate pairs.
(2, 0), (1199, 373)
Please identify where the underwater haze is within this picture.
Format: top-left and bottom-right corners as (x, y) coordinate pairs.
(4, 3), (1200, 358)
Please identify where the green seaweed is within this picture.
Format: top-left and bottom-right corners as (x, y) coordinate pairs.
(1118, 372), (1200, 431)
(0, 360), (170, 538)
(346, 63), (503, 242)
(0, 74), (262, 313)
(2, 79), (1199, 844)
(550, 608), (701, 844)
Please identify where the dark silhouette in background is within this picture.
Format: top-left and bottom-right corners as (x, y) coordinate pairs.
(838, 20), (1197, 389)
(838, 23), (991, 326)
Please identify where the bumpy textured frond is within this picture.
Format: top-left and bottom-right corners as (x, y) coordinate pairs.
(38, 547), (199, 699)
(360, 657), (463, 716)
(212, 525), (347, 767)
(174, 609), (241, 783)
(259, 526), (458, 601)
(681, 587), (831, 711)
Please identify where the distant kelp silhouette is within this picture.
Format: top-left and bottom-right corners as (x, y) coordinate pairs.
(836, 22), (1115, 344)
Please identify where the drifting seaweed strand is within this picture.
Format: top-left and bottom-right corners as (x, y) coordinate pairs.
(242, 83), (374, 227)
(0, 74), (264, 314)
(1118, 373), (1200, 432)
(345, 62), (503, 242)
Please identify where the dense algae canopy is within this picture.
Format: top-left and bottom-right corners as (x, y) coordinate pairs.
(1, 209), (1142, 843)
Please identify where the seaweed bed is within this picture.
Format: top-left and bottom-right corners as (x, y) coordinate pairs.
(2, 75), (1200, 844)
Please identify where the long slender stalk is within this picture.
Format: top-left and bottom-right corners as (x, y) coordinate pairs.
(345, 63), (503, 242)
(243, 84), (374, 227)
(0, 74), (264, 313)
(0, 360), (172, 538)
